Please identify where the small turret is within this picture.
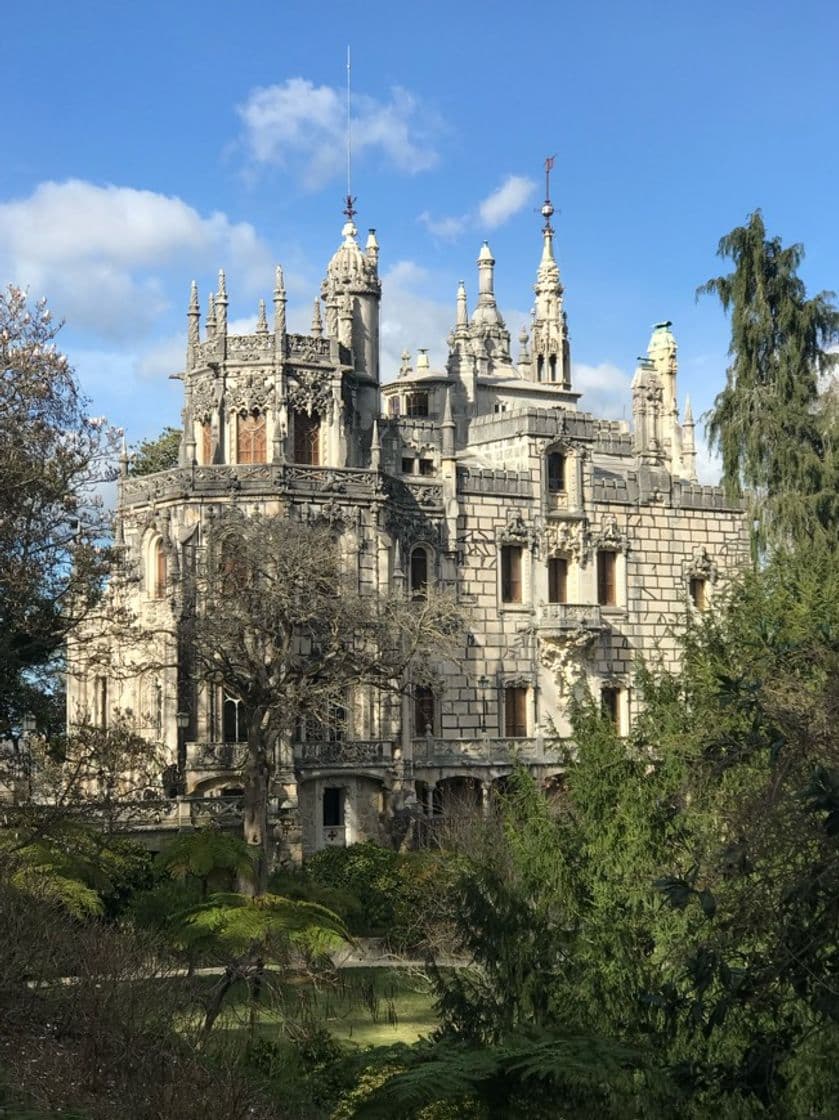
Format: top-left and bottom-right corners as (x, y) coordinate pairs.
(455, 281), (469, 332)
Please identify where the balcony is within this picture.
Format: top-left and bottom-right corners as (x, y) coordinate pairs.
(294, 740), (395, 769)
(186, 742), (248, 772)
(536, 602), (606, 637)
(412, 736), (568, 769)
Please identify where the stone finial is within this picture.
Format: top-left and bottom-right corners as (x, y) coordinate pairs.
(311, 298), (323, 339)
(206, 292), (216, 339)
(399, 350), (412, 378)
(256, 298), (268, 334)
(215, 270), (228, 335)
(366, 228), (379, 268)
(456, 281), (468, 329)
(119, 434), (129, 479)
(416, 348), (430, 373)
(683, 395), (694, 426)
(682, 395), (697, 481)
(273, 265), (287, 340)
(187, 280), (200, 352)
(370, 416), (381, 471)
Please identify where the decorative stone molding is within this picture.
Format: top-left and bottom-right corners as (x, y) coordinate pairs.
(286, 334), (331, 363)
(227, 372), (274, 415)
(589, 513), (629, 555)
(498, 511), (532, 548)
(190, 376), (223, 421)
(286, 369), (333, 418)
(541, 518), (586, 560)
(227, 335), (273, 361)
(685, 545), (718, 583)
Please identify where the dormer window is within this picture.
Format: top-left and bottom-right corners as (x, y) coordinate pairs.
(405, 392), (429, 418)
(547, 452), (566, 492)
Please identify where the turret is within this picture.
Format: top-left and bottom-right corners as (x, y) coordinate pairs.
(530, 197), (570, 388)
(321, 216), (381, 385)
(469, 242), (511, 366)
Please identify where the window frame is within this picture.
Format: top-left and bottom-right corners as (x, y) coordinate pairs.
(500, 544), (523, 605)
(547, 555), (569, 604)
(405, 391), (430, 418)
(597, 550), (618, 607)
(236, 410), (267, 465)
(504, 685), (528, 738)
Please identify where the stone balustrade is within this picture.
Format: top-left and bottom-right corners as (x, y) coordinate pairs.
(186, 742), (249, 771)
(536, 602), (604, 632)
(411, 736), (568, 767)
(294, 740), (394, 767)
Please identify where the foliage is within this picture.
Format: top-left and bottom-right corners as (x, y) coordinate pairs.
(185, 514), (464, 890)
(158, 827), (255, 895)
(0, 286), (119, 740)
(699, 210), (839, 546)
(129, 425), (181, 476)
(305, 842), (403, 934)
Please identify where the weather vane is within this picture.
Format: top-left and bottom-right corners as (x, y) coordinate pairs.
(343, 46), (357, 222)
(541, 154), (556, 231)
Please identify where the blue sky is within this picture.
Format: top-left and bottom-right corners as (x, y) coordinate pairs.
(3, 0), (838, 479)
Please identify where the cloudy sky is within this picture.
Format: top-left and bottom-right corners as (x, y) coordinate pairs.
(4, 0), (839, 481)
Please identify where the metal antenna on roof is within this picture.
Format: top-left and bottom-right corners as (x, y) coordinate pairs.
(343, 45), (357, 222)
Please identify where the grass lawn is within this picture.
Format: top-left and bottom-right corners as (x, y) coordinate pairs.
(198, 966), (439, 1048)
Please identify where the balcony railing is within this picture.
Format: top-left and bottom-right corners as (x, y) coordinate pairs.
(537, 603), (605, 632)
(294, 740), (395, 767)
(186, 742), (249, 771)
(412, 737), (569, 767)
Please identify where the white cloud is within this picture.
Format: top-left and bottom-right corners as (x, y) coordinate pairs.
(378, 260), (455, 379)
(419, 175), (537, 242)
(238, 79), (440, 189)
(418, 210), (470, 240)
(0, 180), (272, 338)
(478, 175), (536, 229)
(572, 361), (633, 419)
(695, 435), (722, 485)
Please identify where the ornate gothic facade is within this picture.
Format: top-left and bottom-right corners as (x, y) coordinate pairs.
(67, 205), (747, 858)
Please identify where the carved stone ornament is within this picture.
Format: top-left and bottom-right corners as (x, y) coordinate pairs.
(287, 334), (331, 363)
(226, 371), (274, 415)
(590, 513), (629, 555)
(499, 511), (532, 547)
(686, 545), (718, 583)
(190, 375), (223, 421)
(385, 503), (440, 548)
(286, 369), (333, 418)
(538, 629), (597, 694)
(542, 518), (586, 560)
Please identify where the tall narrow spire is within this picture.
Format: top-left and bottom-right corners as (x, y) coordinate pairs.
(187, 280), (200, 354)
(215, 270), (228, 335)
(206, 292), (216, 339)
(456, 281), (468, 329)
(256, 298), (268, 334)
(273, 265), (287, 341)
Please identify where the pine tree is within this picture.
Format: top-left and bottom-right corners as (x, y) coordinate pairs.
(699, 210), (839, 544)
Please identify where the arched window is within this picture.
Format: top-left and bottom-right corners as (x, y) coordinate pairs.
(293, 409), (321, 465)
(537, 355), (545, 381)
(201, 420), (213, 465)
(236, 411), (266, 464)
(549, 354), (557, 382)
(222, 695), (247, 743)
(410, 546), (429, 598)
(151, 539), (166, 598)
(547, 452), (566, 493)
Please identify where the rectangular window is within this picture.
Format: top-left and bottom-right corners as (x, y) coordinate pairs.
(504, 686), (528, 738)
(418, 458), (434, 476)
(237, 412), (267, 464)
(597, 551), (617, 606)
(601, 686), (620, 732)
(413, 686), (435, 735)
(401, 457), (414, 474)
(405, 391), (429, 418)
(293, 409), (320, 465)
(689, 577), (707, 610)
(388, 397), (401, 417)
(501, 545), (523, 604)
(323, 787), (344, 827)
(548, 556), (568, 604)
(201, 421), (213, 465)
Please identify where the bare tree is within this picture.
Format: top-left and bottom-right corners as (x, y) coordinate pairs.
(186, 514), (464, 892)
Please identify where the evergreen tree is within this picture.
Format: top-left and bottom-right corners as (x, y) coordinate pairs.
(700, 210), (839, 544)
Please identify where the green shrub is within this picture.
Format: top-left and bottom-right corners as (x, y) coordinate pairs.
(305, 843), (403, 936)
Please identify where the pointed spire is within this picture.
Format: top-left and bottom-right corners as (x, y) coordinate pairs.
(206, 292), (216, 339)
(119, 434), (129, 478)
(366, 228), (379, 268)
(187, 280), (200, 355)
(311, 297), (323, 339)
(256, 298), (268, 334)
(272, 265), (287, 342)
(441, 384), (455, 458)
(392, 537), (405, 590)
(683, 395), (694, 425)
(215, 270), (228, 335)
(456, 281), (468, 329)
(681, 395), (697, 481)
(370, 416), (381, 471)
